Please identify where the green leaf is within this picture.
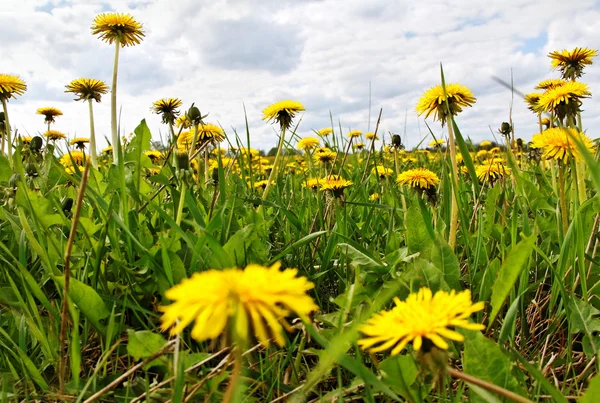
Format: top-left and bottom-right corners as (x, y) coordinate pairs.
(223, 225), (268, 266)
(337, 242), (383, 270)
(462, 329), (525, 402)
(489, 235), (535, 325)
(127, 330), (168, 368)
(431, 235), (461, 290)
(581, 373), (600, 403)
(0, 156), (10, 182)
(379, 355), (418, 400)
(566, 297), (600, 358)
(405, 205), (433, 254)
(54, 276), (110, 335)
(268, 231), (326, 264)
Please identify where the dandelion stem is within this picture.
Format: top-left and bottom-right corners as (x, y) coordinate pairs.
(110, 38), (121, 164)
(260, 125), (286, 205)
(88, 98), (98, 168)
(176, 181), (186, 226)
(447, 122), (459, 250)
(1, 99), (12, 167)
(445, 366), (533, 403)
(223, 346), (243, 403)
(558, 163), (569, 236)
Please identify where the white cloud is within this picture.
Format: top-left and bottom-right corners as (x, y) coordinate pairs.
(3, 0), (600, 152)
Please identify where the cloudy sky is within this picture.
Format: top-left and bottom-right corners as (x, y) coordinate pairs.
(3, 0), (600, 151)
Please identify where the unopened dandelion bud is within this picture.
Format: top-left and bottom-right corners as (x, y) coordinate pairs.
(25, 163), (38, 178)
(30, 136), (43, 152)
(176, 151), (190, 171)
(499, 122), (511, 135)
(61, 197), (74, 215)
(187, 105), (202, 124)
(392, 134), (402, 148)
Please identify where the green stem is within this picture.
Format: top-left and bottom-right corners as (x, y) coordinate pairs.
(223, 346), (243, 403)
(575, 111), (587, 204)
(260, 125), (286, 203)
(2, 98), (12, 167)
(175, 181), (186, 226)
(446, 367), (533, 403)
(447, 122), (459, 250)
(204, 147), (210, 185)
(558, 163), (569, 236)
(88, 99), (98, 168)
(110, 38), (121, 165)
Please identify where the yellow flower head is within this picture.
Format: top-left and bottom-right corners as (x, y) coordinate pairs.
(314, 149), (337, 164)
(198, 123), (225, 143)
(536, 81), (591, 119)
(348, 130), (362, 138)
(297, 137), (320, 151)
(159, 262), (318, 347)
(36, 107), (63, 123)
(19, 136), (32, 145)
(175, 114), (193, 129)
(476, 161), (510, 183)
(428, 139), (445, 147)
(45, 130), (66, 141)
(524, 93), (543, 112)
(254, 179), (275, 189)
(152, 98), (182, 124)
(303, 178), (322, 190)
(70, 137), (90, 149)
(541, 117), (551, 128)
(144, 150), (164, 163)
(396, 168), (440, 190)
(479, 140), (492, 149)
(60, 151), (86, 167)
(0, 74), (27, 100)
(91, 13), (145, 47)
(548, 47), (598, 80)
(317, 128), (333, 137)
(372, 165), (394, 178)
(102, 146), (113, 155)
(65, 78), (109, 102)
(530, 127), (595, 163)
(359, 288), (485, 354)
(353, 142), (365, 150)
(365, 132), (378, 140)
(320, 176), (353, 197)
(369, 193), (380, 201)
(262, 100), (305, 130)
(416, 83), (476, 125)
(535, 78), (567, 91)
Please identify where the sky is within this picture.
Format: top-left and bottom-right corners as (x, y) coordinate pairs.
(2, 0), (600, 152)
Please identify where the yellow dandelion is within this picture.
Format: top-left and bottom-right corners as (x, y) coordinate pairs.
(60, 151), (86, 167)
(317, 128), (333, 137)
(303, 178), (321, 190)
(151, 98), (182, 125)
(197, 123), (225, 143)
(159, 262), (317, 347)
(0, 74), (27, 100)
(476, 161), (511, 183)
(320, 176), (353, 197)
(548, 47), (598, 80)
(175, 114), (193, 129)
(365, 132), (378, 140)
(530, 127), (595, 163)
(369, 193), (380, 201)
(253, 179), (274, 189)
(262, 100), (305, 130)
(19, 136), (33, 145)
(359, 288), (485, 354)
(314, 149), (336, 164)
(36, 107), (63, 124)
(297, 137), (320, 151)
(91, 13), (145, 47)
(45, 130), (66, 141)
(348, 130), (362, 138)
(396, 168), (440, 190)
(353, 142), (365, 150)
(535, 79), (567, 91)
(70, 137), (90, 149)
(541, 117), (551, 128)
(536, 81), (591, 119)
(428, 139), (445, 147)
(524, 93), (543, 112)
(416, 83), (476, 125)
(65, 78), (109, 102)
(372, 165), (394, 178)
(144, 150), (164, 164)
(102, 146), (113, 155)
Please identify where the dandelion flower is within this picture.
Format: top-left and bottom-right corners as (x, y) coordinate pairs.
(144, 150), (163, 164)
(428, 139), (445, 147)
(524, 93), (543, 112)
(320, 176), (353, 197)
(0, 74), (27, 100)
(297, 137), (320, 151)
(530, 127), (595, 163)
(317, 128), (333, 137)
(254, 179), (275, 190)
(536, 81), (591, 119)
(91, 13), (145, 47)
(416, 84), (476, 125)
(353, 142), (365, 150)
(348, 130), (362, 138)
(359, 288), (484, 354)
(159, 262), (318, 346)
(152, 98), (182, 125)
(476, 161), (510, 183)
(548, 47), (598, 80)
(175, 114), (193, 129)
(20, 136), (33, 145)
(45, 130), (66, 141)
(70, 137), (90, 150)
(372, 165), (394, 178)
(303, 178), (321, 190)
(479, 140), (492, 149)
(369, 193), (380, 201)
(102, 146), (113, 155)
(314, 149), (336, 164)
(262, 100), (305, 130)
(197, 123), (225, 143)
(65, 78), (109, 102)
(60, 151), (86, 167)
(36, 107), (63, 124)
(396, 168), (440, 190)
(365, 132), (378, 140)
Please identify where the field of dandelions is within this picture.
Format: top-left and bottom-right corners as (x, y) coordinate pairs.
(0, 12), (599, 403)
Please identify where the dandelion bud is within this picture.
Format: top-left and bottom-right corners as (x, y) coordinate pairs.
(175, 151), (190, 171)
(30, 136), (43, 152)
(212, 167), (219, 184)
(25, 163), (38, 178)
(499, 122), (512, 135)
(391, 134), (402, 148)
(0, 112), (5, 122)
(62, 197), (74, 215)
(187, 104), (202, 124)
